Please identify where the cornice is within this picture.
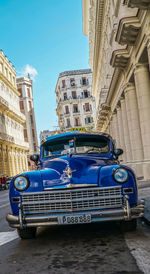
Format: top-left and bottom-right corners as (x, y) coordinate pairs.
(92, 0), (105, 93)
(115, 16), (141, 46)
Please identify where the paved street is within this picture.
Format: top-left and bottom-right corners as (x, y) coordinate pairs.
(0, 190), (150, 274)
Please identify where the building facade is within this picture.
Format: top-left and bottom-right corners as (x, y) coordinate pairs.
(55, 69), (96, 131)
(83, 0), (150, 180)
(16, 76), (38, 170)
(0, 50), (29, 176)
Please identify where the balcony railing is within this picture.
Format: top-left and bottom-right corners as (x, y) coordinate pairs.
(73, 110), (80, 114)
(64, 112), (70, 116)
(0, 96), (9, 110)
(0, 132), (14, 143)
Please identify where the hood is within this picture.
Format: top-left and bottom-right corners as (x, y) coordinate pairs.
(41, 155), (112, 189)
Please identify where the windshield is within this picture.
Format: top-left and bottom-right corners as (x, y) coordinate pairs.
(42, 136), (110, 157)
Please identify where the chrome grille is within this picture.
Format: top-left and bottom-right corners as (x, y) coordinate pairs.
(21, 186), (122, 215)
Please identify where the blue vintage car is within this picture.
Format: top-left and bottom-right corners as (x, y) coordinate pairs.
(6, 131), (145, 239)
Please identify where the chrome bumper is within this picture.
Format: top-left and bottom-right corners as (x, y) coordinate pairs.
(6, 198), (145, 228)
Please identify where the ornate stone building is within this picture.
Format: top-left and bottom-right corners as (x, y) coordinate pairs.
(83, 0), (150, 180)
(16, 75), (38, 170)
(0, 50), (29, 176)
(55, 69), (96, 131)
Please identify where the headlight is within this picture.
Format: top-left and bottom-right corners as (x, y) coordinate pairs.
(14, 176), (29, 191)
(113, 168), (128, 183)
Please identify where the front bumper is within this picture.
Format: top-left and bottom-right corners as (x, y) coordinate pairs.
(6, 198), (145, 228)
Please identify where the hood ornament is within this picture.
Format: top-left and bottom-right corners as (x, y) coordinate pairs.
(63, 167), (76, 178)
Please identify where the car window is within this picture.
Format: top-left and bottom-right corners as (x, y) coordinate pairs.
(43, 136), (109, 157)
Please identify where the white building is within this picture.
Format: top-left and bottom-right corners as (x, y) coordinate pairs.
(16, 75), (38, 155)
(55, 69), (96, 131)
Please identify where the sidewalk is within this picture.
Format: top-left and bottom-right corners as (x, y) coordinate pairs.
(137, 180), (150, 225)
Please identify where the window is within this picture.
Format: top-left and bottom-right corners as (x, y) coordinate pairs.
(73, 104), (79, 113)
(62, 80), (66, 88)
(70, 78), (75, 87)
(5, 67), (8, 77)
(83, 90), (89, 98)
(82, 77), (87, 85)
(74, 118), (80, 126)
(9, 72), (12, 82)
(84, 103), (90, 112)
(65, 105), (69, 114)
(24, 129), (27, 138)
(32, 129), (35, 138)
(29, 101), (32, 110)
(18, 88), (22, 97)
(63, 93), (67, 100)
(42, 136), (109, 157)
(34, 143), (36, 152)
(72, 91), (77, 99)
(20, 101), (24, 110)
(30, 115), (33, 124)
(85, 117), (93, 124)
(66, 118), (71, 128)
(27, 88), (30, 98)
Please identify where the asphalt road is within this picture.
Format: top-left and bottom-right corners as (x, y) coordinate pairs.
(0, 190), (150, 274)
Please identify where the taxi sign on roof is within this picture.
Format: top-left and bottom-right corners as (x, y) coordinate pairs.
(70, 127), (86, 132)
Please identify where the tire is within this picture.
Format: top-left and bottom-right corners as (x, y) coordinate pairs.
(17, 227), (37, 239)
(120, 219), (137, 232)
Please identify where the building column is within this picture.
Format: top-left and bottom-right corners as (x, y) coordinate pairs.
(1, 144), (5, 174)
(134, 63), (150, 180)
(120, 97), (132, 163)
(146, 36), (150, 70)
(6, 146), (10, 176)
(116, 104), (126, 162)
(124, 83), (144, 177)
(11, 148), (16, 176)
(112, 111), (120, 148)
(109, 118), (113, 137)
(116, 110), (121, 148)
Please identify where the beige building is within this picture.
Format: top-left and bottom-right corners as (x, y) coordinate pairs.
(16, 76), (38, 170)
(55, 69), (96, 131)
(83, 0), (150, 180)
(0, 50), (29, 176)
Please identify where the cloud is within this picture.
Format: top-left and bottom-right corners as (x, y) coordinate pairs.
(21, 64), (38, 80)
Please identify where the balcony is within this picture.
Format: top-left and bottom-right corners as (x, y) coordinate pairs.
(0, 132), (14, 143)
(124, 0), (150, 10)
(14, 138), (29, 149)
(116, 17), (141, 46)
(70, 83), (76, 88)
(0, 96), (9, 111)
(110, 49), (130, 69)
(73, 111), (80, 115)
(0, 96), (26, 123)
(64, 112), (70, 116)
(8, 103), (26, 124)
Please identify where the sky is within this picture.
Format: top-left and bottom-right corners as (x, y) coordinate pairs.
(0, 0), (89, 142)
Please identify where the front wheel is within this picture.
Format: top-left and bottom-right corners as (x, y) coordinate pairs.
(120, 219), (137, 232)
(17, 227), (37, 239)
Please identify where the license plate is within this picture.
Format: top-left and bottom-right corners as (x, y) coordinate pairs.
(58, 214), (91, 225)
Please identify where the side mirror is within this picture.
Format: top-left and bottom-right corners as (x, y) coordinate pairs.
(30, 154), (40, 165)
(114, 148), (123, 158)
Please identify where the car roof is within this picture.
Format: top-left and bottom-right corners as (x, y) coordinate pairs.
(41, 131), (113, 146)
